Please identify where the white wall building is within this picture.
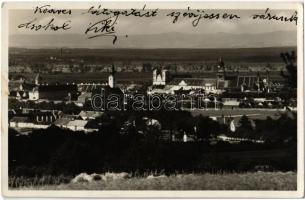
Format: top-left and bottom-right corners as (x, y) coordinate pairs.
(153, 68), (167, 86)
(108, 74), (115, 88)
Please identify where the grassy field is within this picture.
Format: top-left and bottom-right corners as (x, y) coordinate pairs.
(11, 172), (296, 190)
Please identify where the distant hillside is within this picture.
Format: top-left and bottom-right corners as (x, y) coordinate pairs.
(9, 31), (297, 49)
(9, 47), (296, 63)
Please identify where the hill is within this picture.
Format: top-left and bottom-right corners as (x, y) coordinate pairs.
(10, 31), (297, 49)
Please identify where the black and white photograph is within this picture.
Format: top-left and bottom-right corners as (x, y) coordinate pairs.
(1, 1), (304, 198)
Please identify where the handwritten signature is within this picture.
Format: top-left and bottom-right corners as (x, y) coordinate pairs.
(84, 15), (118, 44)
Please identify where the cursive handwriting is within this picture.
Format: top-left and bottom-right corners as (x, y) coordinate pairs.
(252, 8), (298, 25)
(166, 7), (240, 27)
(84, 15), (118, 44)
(17, 4), (298, 46)
(18, 18), (71, 31)
(34, 4), (72, 15)
(82, 4), (158, 18)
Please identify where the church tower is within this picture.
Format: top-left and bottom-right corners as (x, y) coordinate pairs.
(108, 65), (116, 88)
(216, 58), (225, 80)
(153, 67), (166, 86)
(216, 58), (226, 89)
(35, 74), (41, 85)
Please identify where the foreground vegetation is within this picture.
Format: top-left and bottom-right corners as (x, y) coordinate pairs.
(9, 111), (297, 179)
(10, 172), (296, 190)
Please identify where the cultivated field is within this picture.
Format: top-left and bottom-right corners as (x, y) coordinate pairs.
(11, 172), (296, 190)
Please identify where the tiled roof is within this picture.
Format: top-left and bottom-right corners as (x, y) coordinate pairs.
(77, 92), (92, 99)
(38, 85), (77, 92)
(66, 120), (88, 127)
(78, 85), (104, 92)
(9, 82), (22, 91)
(10, 116), (30, 123)
(79, 111), (103, 119)
(54, 118), (72, 126)
(9, 82), (35, 91)
(168, 78), (217, 86)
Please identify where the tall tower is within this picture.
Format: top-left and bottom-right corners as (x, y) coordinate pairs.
(266, 69), (270, 93)
(216, 58), (225, 89)
(153, 67), (166, 86)
(256, 71), (261, 91)
(35, 74), (41, 85)
(108, 65), (116, 88)
(216, 58), (225, 80)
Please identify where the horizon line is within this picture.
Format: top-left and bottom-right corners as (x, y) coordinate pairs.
(8, 46), (297, 50)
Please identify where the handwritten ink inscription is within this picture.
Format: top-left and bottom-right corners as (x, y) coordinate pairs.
(252, 8), (298, 25)
(82, 5), (158, 43)
(34, 5), (72, 15)
(18, 18), (71, 31)
(18, 5), (72, 32)
(85, 15), (118, 44)
(16, 5), (298, 45)
(82, 4), (158, 17)
(166, 7), (240, 27)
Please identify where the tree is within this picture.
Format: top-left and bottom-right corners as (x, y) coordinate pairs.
(281, 51), (297, 88)
(239, 115), (252, 130)
(195, 115), (220, 142)
(236, 115), (255, 138)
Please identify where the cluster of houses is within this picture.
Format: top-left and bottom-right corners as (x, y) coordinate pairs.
(148, 59), (284, 96)
(9, 109), (104, 134)
(9, 57), (288, 108)
(8, 60), (295, 135)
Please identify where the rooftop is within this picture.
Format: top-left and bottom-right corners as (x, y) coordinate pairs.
(66, 120), (88, 127)
(168, 78), (217, 86)
(10, 116), (30, 123)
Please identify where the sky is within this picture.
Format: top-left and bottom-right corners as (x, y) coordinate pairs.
(9, 8), (298, 36)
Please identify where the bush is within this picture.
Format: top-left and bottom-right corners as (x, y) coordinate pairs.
(8, 112), (297, 177)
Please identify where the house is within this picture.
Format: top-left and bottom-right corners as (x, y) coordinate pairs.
(78, 83), (105, 93)
(167, 78), (218, 94)
(149, 66), (222, 95)
(217, 134), (264, 144)
(78, 111), (104, 120)
(221, 98), (240, 108)
(29, 84), (78, 101)
(9, 79), (36, 100)
(148, 78), (218, 95)
(75, 92), (92, 106)
(34, 111), (60, 124)
(54, 116), (100, 133)
(66, 120), (88, 131)
(65, 120), (98, 133)
(9, 116), (34, 128)
(9, 110), (62, 130)
(54, 118), (72, 129)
